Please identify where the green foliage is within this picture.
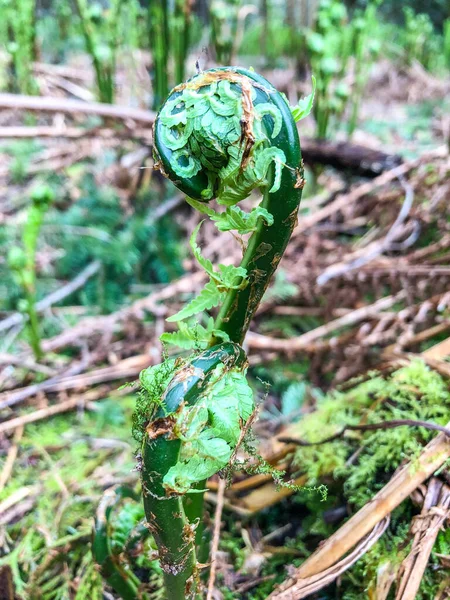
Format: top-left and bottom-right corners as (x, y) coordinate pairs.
(291, 359), (450, 596)
(0, 396), (140, 600)
(445, 19), (450, 69)
(164, 222), (248, 337)
(46, 174), (183, 313)
(307, 0), (381, 138)
(73, 0), (145, 103)
(157, 74), (287, 204)
(290, 76), (316, 123)
(7, 184), (55, 358)
(149, 0), (195, 109)
(73, 0), (119, 103)
(160, 317), (230, 350)
(187, 198), (274, 235)
(132, 358), (177, 442)
(401, 7), (440, 70)
(162, 363), (254, 494)
(238, 20), (293, 65)
(210, 0), (241, 64)
(0, 0), (37, 94)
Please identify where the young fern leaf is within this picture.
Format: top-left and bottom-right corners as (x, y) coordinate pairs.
(188, 220), (215, 278)
(167, 221), (248, 327)
(189, 221), (247, 289)
(167, 280), (225, 322)
(161, 317), (229, 350)
(163, 365), (254, 494)
(187, 197), (274, 234)
(291, 75), (316, 123)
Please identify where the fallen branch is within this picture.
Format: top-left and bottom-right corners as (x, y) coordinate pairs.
(279, 418), (450, 447)
(300, 137), (402, 176)
(0, 93), (156, 124)
(317, 173), (415, 285)
(292, 146), (447, 238)
(0, 384), (127, 435)
(39, 270), (206, 353)
(395, 478), (450, 600)
(0, 353), (151, 410)
(0, 126), (152, 140)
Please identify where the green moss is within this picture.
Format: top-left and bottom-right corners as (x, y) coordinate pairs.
(131, 358), (177, 443)
(291, 359), (450, 596)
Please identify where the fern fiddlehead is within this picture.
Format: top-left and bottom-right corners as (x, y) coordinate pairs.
(94, 66), (305, 600)
(142, 67), (304, 599)
(154, 66), (303, 344)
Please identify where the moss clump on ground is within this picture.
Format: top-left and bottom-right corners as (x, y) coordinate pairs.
(288, 359), (450, 599)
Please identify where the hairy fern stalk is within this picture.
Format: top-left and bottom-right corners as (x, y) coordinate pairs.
(93, 66), (313, 599)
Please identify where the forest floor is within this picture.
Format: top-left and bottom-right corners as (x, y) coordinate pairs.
(1, 55), (450, 599)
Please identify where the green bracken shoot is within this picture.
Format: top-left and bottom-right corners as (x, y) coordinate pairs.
(0, 0), (37, 94)
(73, 0), (121, 103)
(8, 184), (55, 360)
(93, 65), (313, 599)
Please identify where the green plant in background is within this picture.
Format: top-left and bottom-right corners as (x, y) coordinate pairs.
(390, 6), (448, 73)
(445, 18), (450, 69)
(307, 0), (380, 139)
(74, 0), (146, 104)
(172, 0), (192, 85)
(210, 0), (241, 65)
(93, 65), (314, 599)
(149, 0), (169, 110)
(73, 0), (120, 103)
(0, 0), (37, 94)
(44, 173), (184, 314)
(307, 0), (350, 138)
(7, 185), (54, 359)
(347, 1), (381, 137)
(149, 0), (194, 110)
(402, 7), (435, 69)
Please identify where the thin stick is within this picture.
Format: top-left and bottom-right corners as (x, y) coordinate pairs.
(0, 93), (155, 124)
(395, 479), (450, 600)
(247, 291), (406, 351)
(0, 353), (150, 410)
(0, 385), (125, 435)
(270, 518), (390, 600)
(206, 478), (226, 600)
(39, 271), (206, 354)
(0, 126), (152, 140)
(0, 426), (24, 492)
(317, 174), (415, 285)
(292, 146), (447, 238)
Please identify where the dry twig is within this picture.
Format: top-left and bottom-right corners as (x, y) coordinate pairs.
(395, 478), (450, 600)
(0, 425), (24, 492)
(0, 93), (155, 124)
(269, 518), (390, 599)
(206, 478), (227, 600)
